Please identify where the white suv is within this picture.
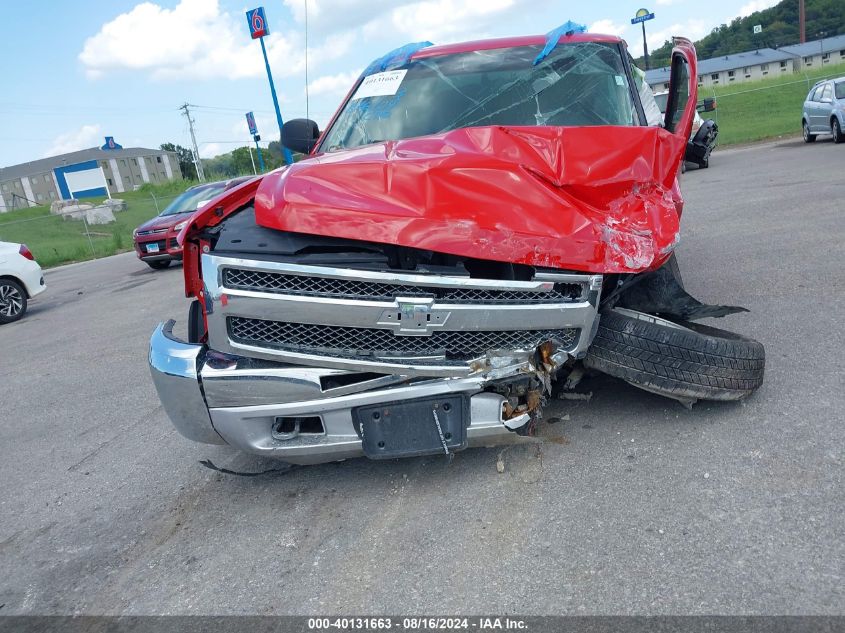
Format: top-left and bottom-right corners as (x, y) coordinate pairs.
(0, 241), (46, 323)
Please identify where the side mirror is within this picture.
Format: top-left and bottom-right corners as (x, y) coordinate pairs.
(282, 118), (320, 154)
(820, 97), (833, 104)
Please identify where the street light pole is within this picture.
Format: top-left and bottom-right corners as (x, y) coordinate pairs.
(642, 21), (650, 70)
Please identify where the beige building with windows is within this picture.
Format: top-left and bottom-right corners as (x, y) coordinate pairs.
(0, 146), (180, 212)
(645, 33), (845, 92)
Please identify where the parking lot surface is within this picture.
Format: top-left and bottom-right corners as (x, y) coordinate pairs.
(1, 139), (843, 615)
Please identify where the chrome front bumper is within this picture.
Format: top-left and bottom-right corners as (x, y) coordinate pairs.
(150, 321), (535, 465)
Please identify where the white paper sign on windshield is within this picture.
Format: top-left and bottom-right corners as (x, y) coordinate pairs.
(351, 70), (407, 100)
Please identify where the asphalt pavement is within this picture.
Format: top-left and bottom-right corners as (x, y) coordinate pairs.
(0, 138), (843, 615)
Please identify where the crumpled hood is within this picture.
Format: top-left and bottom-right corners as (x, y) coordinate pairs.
(253, 125), (687, 273)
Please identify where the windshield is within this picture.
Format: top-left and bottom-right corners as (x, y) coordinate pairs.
(320, 42), (639, 152)
(836, 81), (845, 100)
(159, 184), (227, 216)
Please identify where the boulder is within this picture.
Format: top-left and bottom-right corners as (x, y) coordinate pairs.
(60, 203), (94, 220)
(51, 199), (80, 215)
(101, 198), (126, 212)
(85, 205), (116, 225)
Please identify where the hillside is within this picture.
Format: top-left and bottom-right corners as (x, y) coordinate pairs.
(638, 0), (845, 68)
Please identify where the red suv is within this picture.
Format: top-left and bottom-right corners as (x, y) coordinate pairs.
(133, 177), (251, 269)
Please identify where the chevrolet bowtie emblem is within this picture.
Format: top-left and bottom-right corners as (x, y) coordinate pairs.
(377, 297), (451, 336)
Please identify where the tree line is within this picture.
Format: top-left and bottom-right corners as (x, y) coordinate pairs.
(159, 141), (297, 181)
(638, 0), (844, 69)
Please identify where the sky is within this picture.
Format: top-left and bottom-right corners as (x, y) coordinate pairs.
(0, 0), (780, 167)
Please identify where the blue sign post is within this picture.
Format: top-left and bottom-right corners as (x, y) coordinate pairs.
(631, 8), (656, 70)
(246, 7), (293, 165)
(245, 111), (266, 172)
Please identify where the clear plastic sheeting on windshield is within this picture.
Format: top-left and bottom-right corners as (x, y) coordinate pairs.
(321, 42), (639, 152)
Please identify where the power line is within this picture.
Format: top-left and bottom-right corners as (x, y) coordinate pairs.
(190, 104), (275, 114)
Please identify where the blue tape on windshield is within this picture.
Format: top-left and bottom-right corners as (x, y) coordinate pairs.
(362, 41), (433, 76)
(533, 20), (587, 65)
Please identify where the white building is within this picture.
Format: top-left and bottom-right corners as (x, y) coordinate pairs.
(1, 144), (180, 212)
(645, 33), (845, 92)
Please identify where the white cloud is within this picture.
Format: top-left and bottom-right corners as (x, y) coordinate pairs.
(198, 142), (225, 159)
(378, 0), (518, 43)
(284, 0), (552, 46)
(589, 19), (627, 38)
(42, 124), (102, 158)
(282, 0), (419, 38)
(307, 71), (360, 96)
(655, 0), (679, 5)
(79, 0), (351, 81)
(736, 0), (779, 19)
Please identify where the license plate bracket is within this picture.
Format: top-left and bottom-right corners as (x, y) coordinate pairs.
(355, 395), (469, 459)
(146, 242), (160, 253)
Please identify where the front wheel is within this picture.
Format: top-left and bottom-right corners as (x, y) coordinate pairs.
(803, 121), (817, 143)
(584, 309), (765, 402)
(832, 118), (844, 144)
(0, 279), (27, 324)
(146, 260), (171, 270)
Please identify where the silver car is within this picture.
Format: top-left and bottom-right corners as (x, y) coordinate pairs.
(802, 77), (845, 144)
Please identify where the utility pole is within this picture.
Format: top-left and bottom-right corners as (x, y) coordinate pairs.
(799, 0), (806, 43)
(248, 145), (257, 175)
(180, 103), (206, 182)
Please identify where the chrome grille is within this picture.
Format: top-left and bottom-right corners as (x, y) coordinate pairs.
(222, 268), (583, 304)
(137, 228), (168, 236)
(228, 317), (579, 362)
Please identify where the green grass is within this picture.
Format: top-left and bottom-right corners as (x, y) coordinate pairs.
(0, 180), (196, 268)
(698, 62), (845, 145)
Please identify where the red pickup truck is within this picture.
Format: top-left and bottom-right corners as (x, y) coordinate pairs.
(149, 30), (764, 465)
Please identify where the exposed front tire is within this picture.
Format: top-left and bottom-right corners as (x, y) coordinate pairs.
(803, 121), (816, 143)
(0, 279), (27, 324)
(146, 260), (171, 270)
(832, 118), (844, 144)
(584, 309), (765, 403)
